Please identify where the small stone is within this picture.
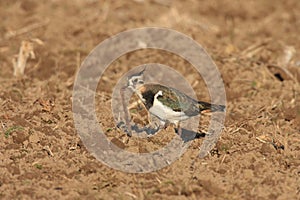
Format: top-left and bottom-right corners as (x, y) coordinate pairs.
(110, 138), (125, 149)
(260, 143), (276, 155)
(12, 131), (28, 144)
(29, 134), (40, 143)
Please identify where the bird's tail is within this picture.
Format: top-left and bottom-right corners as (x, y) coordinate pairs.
(198, 101), (226, 112)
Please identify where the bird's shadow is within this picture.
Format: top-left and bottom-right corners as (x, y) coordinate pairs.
(117, 120), (206, 142)
(129, 124), (205, 143)
(177, 128), (206, 143)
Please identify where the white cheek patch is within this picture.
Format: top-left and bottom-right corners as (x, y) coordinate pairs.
(156, 90), (163, 97)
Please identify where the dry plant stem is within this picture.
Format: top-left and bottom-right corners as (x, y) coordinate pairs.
(43, 145), (54, 157)
(267, 64), (298, 84)
(240, 39), (271, 58)
(13, 41), (35, 77)
(124, 192), (137, 199)
(120, 86), (132, 136)
(0, 121), (5, 131)
(3, 19), (50, 40)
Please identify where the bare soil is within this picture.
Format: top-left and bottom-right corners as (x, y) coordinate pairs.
(0, 0), (299, 199)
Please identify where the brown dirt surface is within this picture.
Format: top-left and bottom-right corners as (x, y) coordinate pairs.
(1, 0), (300, 199)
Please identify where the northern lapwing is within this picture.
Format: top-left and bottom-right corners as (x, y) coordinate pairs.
(126, 69), (225, 136)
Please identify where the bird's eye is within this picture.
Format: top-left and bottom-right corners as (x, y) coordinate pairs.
(133, 79), (138, 83)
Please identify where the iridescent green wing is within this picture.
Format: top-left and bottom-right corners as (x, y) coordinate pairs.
(156, 87), (182, 111)
(156, 85), (198, 113)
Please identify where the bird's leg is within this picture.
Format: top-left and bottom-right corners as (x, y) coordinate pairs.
(176, 123), (182, 137)
(162, 120), (171, 129)
(147, 112), (153, 125)
(143, 113), (161, 135)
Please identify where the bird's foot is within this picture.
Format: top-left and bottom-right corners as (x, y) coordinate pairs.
(175, 126), (182, 138)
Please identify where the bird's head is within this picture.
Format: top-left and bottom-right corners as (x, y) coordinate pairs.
(127, 68), (145, 91)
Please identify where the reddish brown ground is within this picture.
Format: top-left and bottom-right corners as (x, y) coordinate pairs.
(0, 0), (300, 199)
